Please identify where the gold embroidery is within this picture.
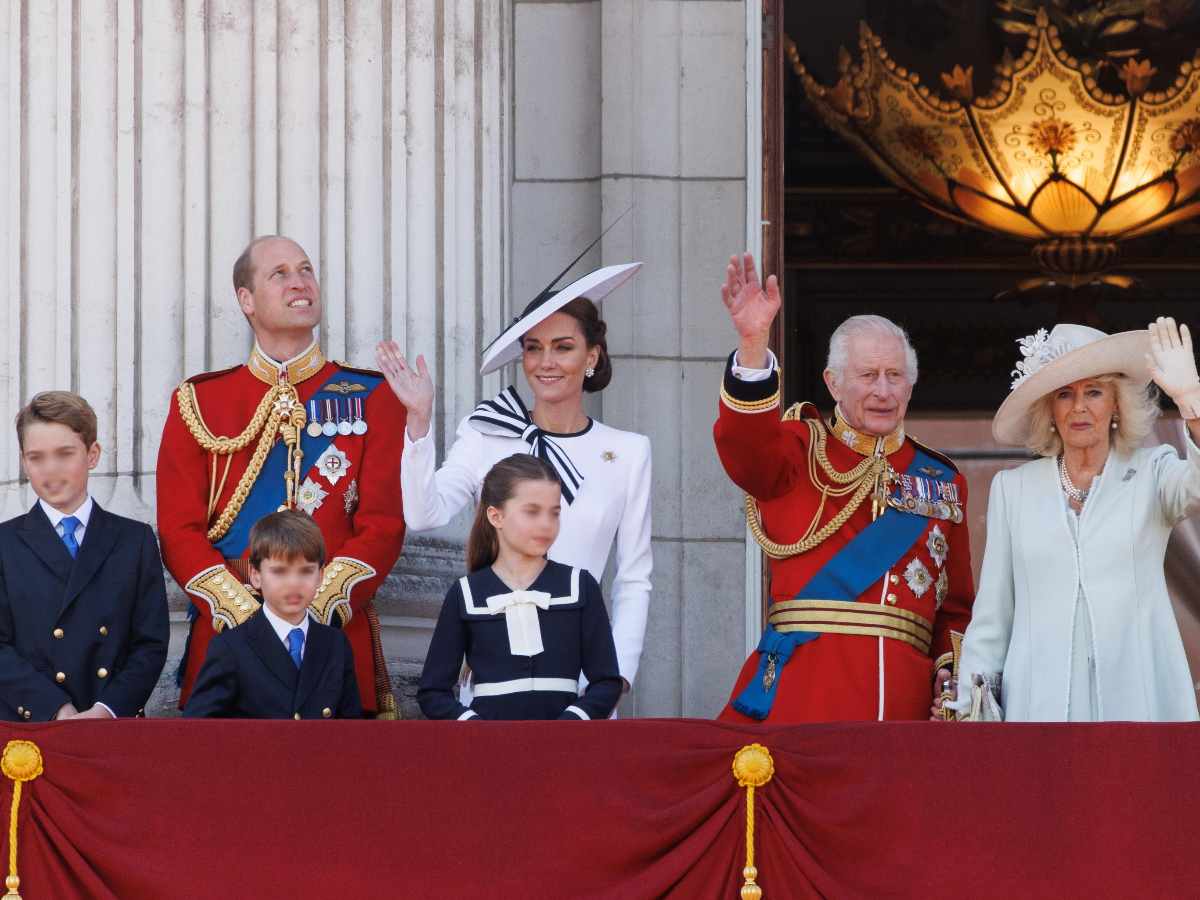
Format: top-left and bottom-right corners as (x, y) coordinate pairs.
(720, 384), (781, 414)
(185, 565), (261, 631)
(829, 408), (905, 457)
(310, 556), (376, 626)
(247, 342), (326, 386)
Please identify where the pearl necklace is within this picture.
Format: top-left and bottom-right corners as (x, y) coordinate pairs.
(1058, 455), (1089, 504)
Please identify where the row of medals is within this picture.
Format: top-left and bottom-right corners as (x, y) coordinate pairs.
(305, 399), (368, 438)
(888, 483), (963, 523)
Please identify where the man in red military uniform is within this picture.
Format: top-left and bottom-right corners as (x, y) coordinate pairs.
(714, 253), (973, 722)
(157, 235), (406, 717)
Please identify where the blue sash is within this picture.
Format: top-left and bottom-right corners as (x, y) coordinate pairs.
(213, 370), (383, 559)
(732, 445), (941, 720)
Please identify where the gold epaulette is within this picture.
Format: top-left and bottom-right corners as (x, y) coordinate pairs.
(309, 557), (376, 626)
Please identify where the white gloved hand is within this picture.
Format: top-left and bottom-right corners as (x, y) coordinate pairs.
(1148, 316), (1200, 418)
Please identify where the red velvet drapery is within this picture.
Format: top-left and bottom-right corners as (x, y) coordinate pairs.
(0, 719), (1195, 899)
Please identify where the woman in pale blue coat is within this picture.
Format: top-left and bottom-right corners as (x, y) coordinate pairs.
(954, 317), (1200, 722)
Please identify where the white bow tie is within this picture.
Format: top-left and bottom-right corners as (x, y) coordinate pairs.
(485, 590), (552, 656)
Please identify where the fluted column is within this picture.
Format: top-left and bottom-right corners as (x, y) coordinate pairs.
(0, 0), (509, 521)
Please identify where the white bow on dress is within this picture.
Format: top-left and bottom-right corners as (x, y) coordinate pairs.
(484, 590), (553, 656)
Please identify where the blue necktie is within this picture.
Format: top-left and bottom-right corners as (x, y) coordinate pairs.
(59, 515), (81, 559)
(287, 627), (304, 669)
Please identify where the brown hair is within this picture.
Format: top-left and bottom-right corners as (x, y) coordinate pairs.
(557, 297), (612, 392)
(15, 391), (98, 450)
(466, 454), (561, 572)
(232, 234), (287, 295)
(248, 509), (327, 569)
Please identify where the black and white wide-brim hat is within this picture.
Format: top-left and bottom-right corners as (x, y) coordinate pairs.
(992, 323), (1151, 445)
(479, 262), (642, 376)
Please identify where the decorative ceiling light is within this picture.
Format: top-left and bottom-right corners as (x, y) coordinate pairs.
(792, 8), (1200, 287)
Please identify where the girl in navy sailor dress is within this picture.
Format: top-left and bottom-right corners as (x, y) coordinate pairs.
(417, 454), (622, 721)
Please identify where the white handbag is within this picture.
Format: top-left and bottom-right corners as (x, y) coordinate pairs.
(962, 673), (1004, 722)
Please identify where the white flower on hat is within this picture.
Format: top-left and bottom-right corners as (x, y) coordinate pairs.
(1010, 328), (1072, 390)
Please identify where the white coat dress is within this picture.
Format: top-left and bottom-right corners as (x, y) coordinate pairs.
(957, 436), (1200, 721)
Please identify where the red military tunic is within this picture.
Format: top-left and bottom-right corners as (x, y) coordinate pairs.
(157, 342), (406, 714)
(714, 356), (973, 722)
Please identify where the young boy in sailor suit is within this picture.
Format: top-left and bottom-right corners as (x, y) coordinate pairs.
(0, 391), (169, 721)
(184, 510), (362, 719)
(418, 454), (621, 720)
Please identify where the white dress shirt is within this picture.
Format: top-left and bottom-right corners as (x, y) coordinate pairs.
(39, 495), (93, 546)
(730, 348), (778, 381)
(261, 603), (310, 662)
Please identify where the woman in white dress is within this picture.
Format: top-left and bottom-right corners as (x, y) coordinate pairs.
(951, 317), (1200, 722)
(376, 263), (652, 695)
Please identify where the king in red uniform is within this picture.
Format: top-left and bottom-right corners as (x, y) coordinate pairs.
(714, 253), (973, 722)
(157, 236), (406, 716)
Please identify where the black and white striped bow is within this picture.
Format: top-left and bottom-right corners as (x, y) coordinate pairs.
(468, 387), (585, 504)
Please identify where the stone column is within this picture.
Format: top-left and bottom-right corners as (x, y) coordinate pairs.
(511, 0), (750, 716)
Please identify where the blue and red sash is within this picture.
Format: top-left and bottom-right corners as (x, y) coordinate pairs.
(732, 445), (941, 720)
(212, 369), (384, 559)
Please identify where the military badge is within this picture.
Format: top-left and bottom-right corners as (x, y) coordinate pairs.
(904, 557), (932, 597)
(935, 569), (948, 610)
(889, 472), (963, 523)
(306, 400), (324, 438)
(919, 465), (944, 478)
(326, 380), (368, 395)
(926, 525), (948, 569)
(321, 398), (338, 436)
(296, 477), (329, 515)
(315, 443), (352, 485)
(344, 479), (360, 516)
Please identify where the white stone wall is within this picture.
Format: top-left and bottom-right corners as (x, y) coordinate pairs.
(512, 0), (751, 717)
(1, 1), (509, 521)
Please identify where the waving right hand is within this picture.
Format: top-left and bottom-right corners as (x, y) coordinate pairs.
(721, 252), (781, 368)
(376, 341), (434, 440)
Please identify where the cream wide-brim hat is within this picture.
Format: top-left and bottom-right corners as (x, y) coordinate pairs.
(479, 262), (642, 376)
(992, 323), (1152, 446)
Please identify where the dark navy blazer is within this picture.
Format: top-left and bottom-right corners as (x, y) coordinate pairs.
(183, 610), (363, 719)
(0, 501), (170, 721)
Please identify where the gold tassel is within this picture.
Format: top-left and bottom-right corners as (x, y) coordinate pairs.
(732, 743), (775, 900)
(2, 741), (44, 899)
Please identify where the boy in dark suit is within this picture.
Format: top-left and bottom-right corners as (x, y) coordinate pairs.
(184, 510), (363, 719)
(0, 391), (169, 721)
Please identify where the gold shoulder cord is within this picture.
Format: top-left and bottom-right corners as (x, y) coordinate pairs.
(745, 404), (892, 560)
(175, 379), (307, 542)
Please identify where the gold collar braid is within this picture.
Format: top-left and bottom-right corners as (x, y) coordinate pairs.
(248, 342), (326, 386)
(829, 408), (905, 457)
(745, 404), (896, 559)
(175, 374), (308, 541)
